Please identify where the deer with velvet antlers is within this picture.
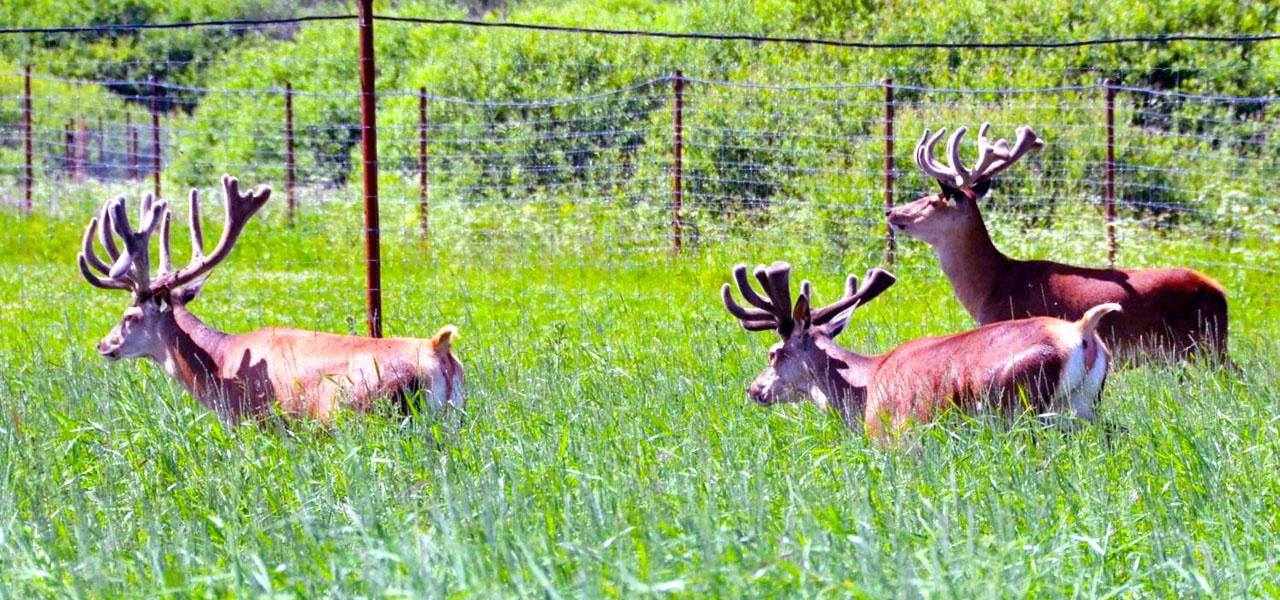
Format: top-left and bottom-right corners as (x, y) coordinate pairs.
(722, 261), (1119, 440)
(886, 123), (1228, 362)
(77, 174), (464, 424)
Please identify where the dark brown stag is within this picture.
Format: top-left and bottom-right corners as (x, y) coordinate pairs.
(886, 123), (1227, 362)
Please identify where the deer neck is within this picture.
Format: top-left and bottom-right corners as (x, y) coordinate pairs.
(155, 304), (230, 405)
(932, 212), (1010, 321)
(811, 337), (875, 427)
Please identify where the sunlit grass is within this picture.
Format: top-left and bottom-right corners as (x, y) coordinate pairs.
(1, 193), (1277, 596)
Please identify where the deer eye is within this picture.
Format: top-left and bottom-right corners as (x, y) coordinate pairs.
(768, 349), (778, 361)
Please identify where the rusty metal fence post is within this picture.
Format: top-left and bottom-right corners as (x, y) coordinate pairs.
(671, 70), (684, 256)
(418, 87), (429, 239)
(357, 0), (383, 338)
(150, 79), (161, 199)
(285, 81), (296, 224)
(22, 66), (32, 212)
(883, 78), (896, 267)
(1103, 79), (1117, 268)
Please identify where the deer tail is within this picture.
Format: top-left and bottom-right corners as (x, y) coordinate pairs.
(431, 325), (459, 354)
(1077, 303), (1122, 339)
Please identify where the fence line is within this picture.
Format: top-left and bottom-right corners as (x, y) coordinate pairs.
(7, 15), (1280, 50)
(5, 31), (1280, 334)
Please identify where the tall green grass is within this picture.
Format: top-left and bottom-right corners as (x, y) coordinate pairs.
(1, 192), (1277, 596)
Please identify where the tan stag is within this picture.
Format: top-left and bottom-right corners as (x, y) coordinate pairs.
(77, 174), (464, 424)
(723, 262), (1119, 440)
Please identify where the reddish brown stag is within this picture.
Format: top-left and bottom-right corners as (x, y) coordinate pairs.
(886, 123), (1227, 361)
(722, 261), (1120, 441)
(77, 174), (464, 424)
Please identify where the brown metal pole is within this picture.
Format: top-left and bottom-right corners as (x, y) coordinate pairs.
(1104, 79), (1117, 268)
(671, 70), (684, 256)
(22, 66), (32, 213)
(883, 78), (896, 267)
(285, 81), (296, 224)
(357, 0), (383, 338)
(418, 87), (429, 238)
(150, 79), (161, 199)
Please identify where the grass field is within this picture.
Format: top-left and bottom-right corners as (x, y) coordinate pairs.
(1, 189), (1278, 597)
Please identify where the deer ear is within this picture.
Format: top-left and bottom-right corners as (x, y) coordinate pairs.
(791, 294), (810, 330)
(824, 304), (857, 338)
(971, 179), (992, 199)
(152, 288), (172, 313)
(937, 181), (964, 202)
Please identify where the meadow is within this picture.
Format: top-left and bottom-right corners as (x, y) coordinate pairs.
(1, 184), (1278, 596)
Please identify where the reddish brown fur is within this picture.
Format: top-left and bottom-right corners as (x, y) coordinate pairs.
(894, 123), (1228, 362)
(863, 316), (1087, 440)
(724, 262), (1117, 442)
(888, 193), (1228, 361)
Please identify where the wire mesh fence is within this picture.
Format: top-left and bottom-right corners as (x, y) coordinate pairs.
(3, 17), (1279, 333)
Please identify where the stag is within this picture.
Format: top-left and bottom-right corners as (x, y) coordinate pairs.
(77, 174), (464, 423)
(886, 123), (1227, 361)
(723, 262), (1119, 440)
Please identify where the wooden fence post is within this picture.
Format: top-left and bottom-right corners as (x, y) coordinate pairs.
(150, 78), (161, 199)
(883, 78), (896, 267)
(22, 66), (33, 212)
(357, 0), (383, 338)
(1104, 79), (1117, 268)
(418, 87), (429, 239)
(285, 81), (296, 224)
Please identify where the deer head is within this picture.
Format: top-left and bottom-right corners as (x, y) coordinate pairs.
(722, 261), (896, 406)
(77, 174), (271, 360)
(887, 122), (1044, 245)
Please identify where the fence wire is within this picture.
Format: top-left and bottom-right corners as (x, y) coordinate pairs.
(3, 24), (1280, 332)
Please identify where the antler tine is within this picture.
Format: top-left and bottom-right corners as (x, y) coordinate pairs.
(810, 268), (898, 326)
(157, 175), (271, 292)
(722, 284), (777, 330)
(914, 127), (958, 185)
(945, 126), (972, 188)
(189, 188), (205, 259)
(80, 216), (112, 275)
(77, 253), (132, 291)
(77, 213), (132, 291)
(723, 264), (779, 331)
(723, 266), (775, 320)
(733, 265), (774, 312)
(972, 124), (1046, 183)
(157, 208), (174, 276)
(970, 122), (1002, 177)
(103, 194), (166, 298)
(762, 261), (793, 328)
(97, 199), (122, 263)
